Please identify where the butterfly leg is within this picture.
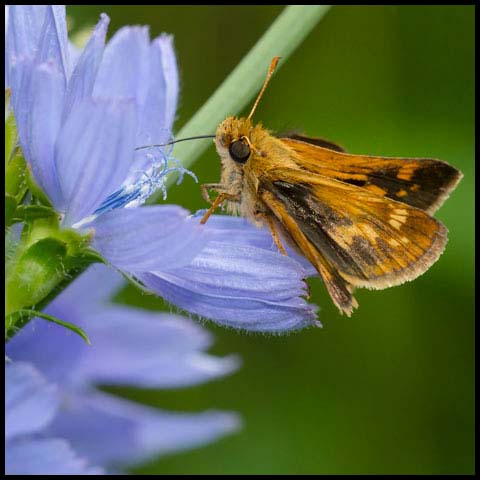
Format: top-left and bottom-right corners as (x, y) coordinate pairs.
(200, 192), (240, 225)
(262, 214), (288, 256)
(201, 183), (224, 205)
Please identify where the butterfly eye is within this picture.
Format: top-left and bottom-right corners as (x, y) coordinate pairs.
(229, 140), (251, 164)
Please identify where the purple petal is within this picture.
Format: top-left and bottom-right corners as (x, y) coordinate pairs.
(49, 392), (241, 466)
(73, 307), (240, 388)
(131, 34), (179, 175)
(137, 34), (178, 144)
(91, 205), (210, 271)
(6, 438), (102, 475)
(5, 362), (59, 441)
(5, 5), (47, 86)
(138, 241), (320, 332)
(92, 27), (179, 179)
(93, 25), (150, 103)
(55, 98), (137, 226)
(51, 264), (124, 311)
(5, 265), (124, 384)
(68, 41), (81, 71)
(9, 60), (65, 207)
(156, 34), (179, 131)
(63, 13), (110, 121)
(6, 319), (87, 386)
(36, 6), (70, 82)
(6, 5), (47, 58)
(204, 214), (318, 276)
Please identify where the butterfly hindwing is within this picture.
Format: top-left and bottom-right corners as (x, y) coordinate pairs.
(260, 188), (359, 315)
(259, 168), (448, 313)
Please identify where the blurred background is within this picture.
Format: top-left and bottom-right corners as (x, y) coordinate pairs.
(68, 5), (474, 475)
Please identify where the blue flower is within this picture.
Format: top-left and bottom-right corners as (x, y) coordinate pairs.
(6, 5), (320, 333)
(137, 214), (320, 332)
(6, 6), (207, 271)
(6, 265), (241, 474)
(6, 362), (103, 474)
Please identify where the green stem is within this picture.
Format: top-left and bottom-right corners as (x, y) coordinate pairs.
(150, 4), (331, 198)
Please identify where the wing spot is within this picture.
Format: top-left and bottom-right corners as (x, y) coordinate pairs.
(401, 236), (410, 244)
(366, 184), (387, 196)
(389, 219), (402, 229)
(396, 189), (408, 197)
(390, 214), (407, 224)
(388, 238), (401, 247)
(397, 166), (414, 181)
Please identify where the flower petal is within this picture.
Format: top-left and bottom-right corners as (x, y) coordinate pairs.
(92, 27), (179, 179)
(72, 307), (240, 388)
(62, 13), (110, 121)
(49, 392), (241, 466)
(52, 264), (124, 310)
(203, 214), (318, 276)
(5, 362), (58, 441)
(5, 265), (119, 385)
(9, 60), (65, 207)
(36, 6), (70, 81)
(130, 34), (180, 176)
(55, 98), (137, 225)
(136, 34), (178, 145)
(138, 241), (320, 332)
(93, 25), (150, 102)
(5, 265), (123, 384)
(91, 205), (210, 271)
(5, 5), (47, 86)
(6, 319), (87, 386)
(156, 34), (179, 132)
(6, 438), (102, 475)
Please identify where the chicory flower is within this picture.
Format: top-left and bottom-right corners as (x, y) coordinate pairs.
(6, 6), (206, 271)
(5, 265), (241, 474)
(5, 5), (319, 333)
(5, 362), (103, 474)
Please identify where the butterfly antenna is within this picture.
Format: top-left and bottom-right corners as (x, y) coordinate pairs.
(247, 56), (281, 121)
(135, 134), (216, 151)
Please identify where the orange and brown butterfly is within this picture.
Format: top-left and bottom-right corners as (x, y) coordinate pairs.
(197, 56), (463, 316)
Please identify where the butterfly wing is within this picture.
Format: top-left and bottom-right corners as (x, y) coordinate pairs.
(281, 137), (462, 214)
(259, 167), (448, 315)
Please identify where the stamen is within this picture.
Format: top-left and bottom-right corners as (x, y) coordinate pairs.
(72, 130), (197, 229)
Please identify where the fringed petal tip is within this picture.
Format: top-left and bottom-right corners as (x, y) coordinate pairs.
(137, 270), (320, 334)
(133, 215), (322, 333)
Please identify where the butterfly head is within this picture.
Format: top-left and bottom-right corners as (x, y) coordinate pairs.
(215, 116), (254, 165)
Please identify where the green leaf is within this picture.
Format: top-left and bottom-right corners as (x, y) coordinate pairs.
(5, 147), (28, 200)
(12, 205), (59, 223)
(5, 237), (68, 314)
(5, 309), (91, 345)
(5, 89), (16, 164)
(26, 164), (54, 207)
(5, 194), (17, 228)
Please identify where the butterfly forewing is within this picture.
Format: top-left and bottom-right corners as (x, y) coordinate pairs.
(281, 138), (462, 214)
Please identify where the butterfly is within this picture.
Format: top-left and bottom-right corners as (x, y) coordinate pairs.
(198, 57), (463, 315)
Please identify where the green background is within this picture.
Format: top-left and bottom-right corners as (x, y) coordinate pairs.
(68, 5), (474, 475)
